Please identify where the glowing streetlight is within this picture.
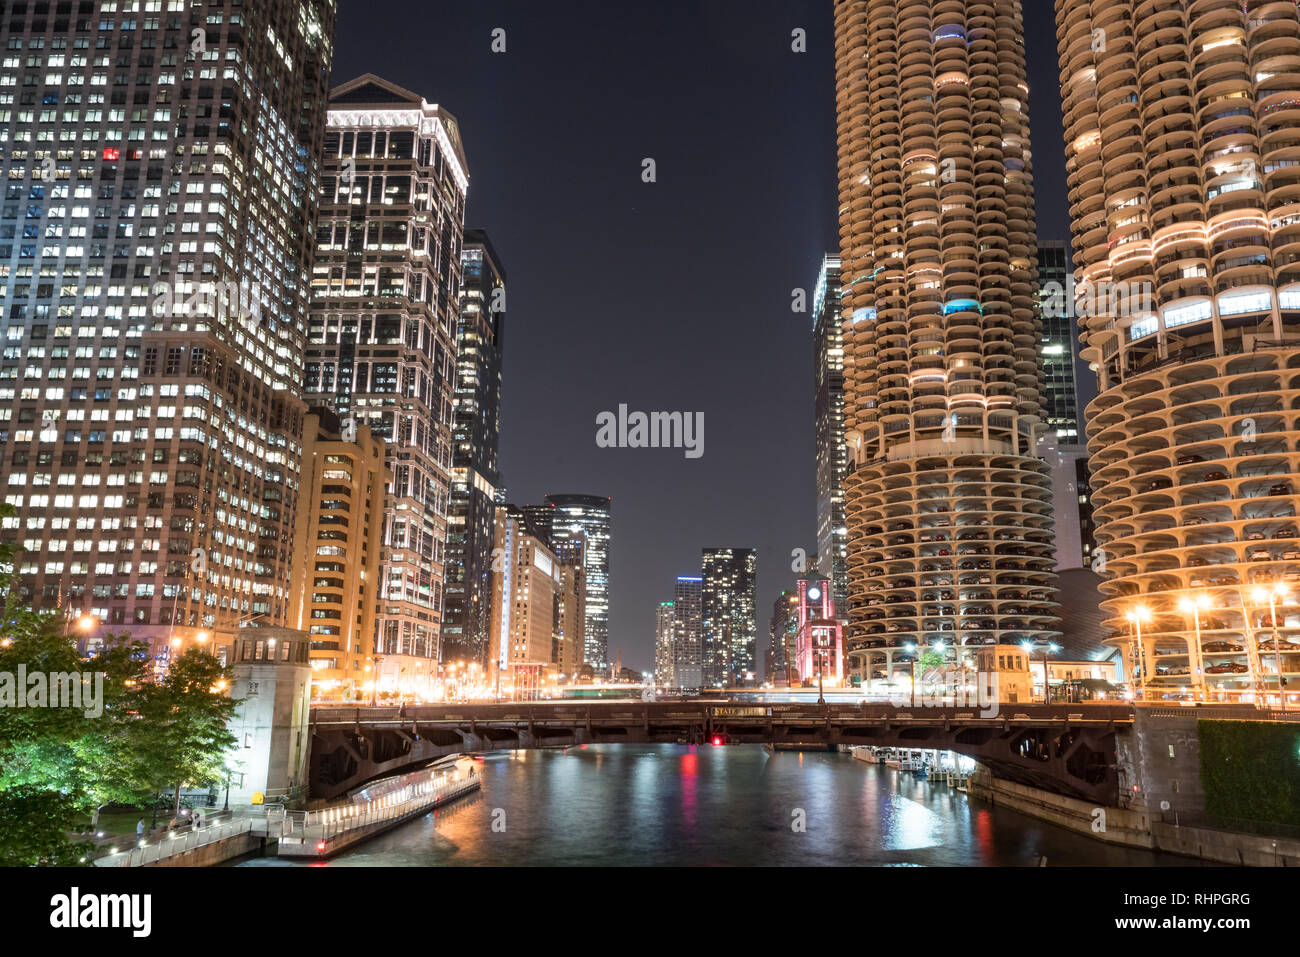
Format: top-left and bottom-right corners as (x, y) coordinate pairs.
(1126, 605), (1152, 701)
(1178, 593), (1211, 699)
(1251, 583), (1290, 709)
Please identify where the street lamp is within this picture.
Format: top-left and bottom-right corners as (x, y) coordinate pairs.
(1251, 583), (1290, 710)
(1178, 593), (1211, 701)
(1126, 605), (1152, 702)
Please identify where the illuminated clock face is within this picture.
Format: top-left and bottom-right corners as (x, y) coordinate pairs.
(807, 587), (821, 601)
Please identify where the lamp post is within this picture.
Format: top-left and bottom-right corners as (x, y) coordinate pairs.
(1178, 593), (1210, 701)
(1126, 605), (1152, 702)
(1252, 583), (1290, 710)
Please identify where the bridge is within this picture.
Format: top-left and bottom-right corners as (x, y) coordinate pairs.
(309, 700), (1138, 804)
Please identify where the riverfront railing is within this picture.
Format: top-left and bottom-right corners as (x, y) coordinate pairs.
(282, 766), (479, 845)
(94, 816), (254, 868)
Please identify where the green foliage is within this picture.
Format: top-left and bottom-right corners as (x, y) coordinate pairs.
(0, 786), (87, 866)
(0, 515), (242, 863)
(133, 649), (240, 805)
(1198, 719), (1300, 829)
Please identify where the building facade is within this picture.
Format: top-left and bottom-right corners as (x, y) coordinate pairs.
(1055, 0), (1300, 702)
(769, 589), (798, 687)
(0, 1), (337, 664)
(288, 410), (387, 700)
(813, 253), (849, 615)
(490, 504), (561, 700)
(554, 532), (585, 681)
(671, 574), (703, 689)
(701, 547), (757, 687)
(794, 576), (845, 688)
(654, 600), (675, 687)
(443, 227), (505, 669)
(305, 74), (468, 698)
(545, 493), (611, 672)
(1037, 240), (1082, 441)
(834, 0), (1061, 683)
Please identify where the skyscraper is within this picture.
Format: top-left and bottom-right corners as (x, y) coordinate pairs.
(813, 253), (849, 615)
(834, 1), (1061, 679)
(545, 493), (611, 671)
(654, 600), (675, 687)
(288, 409), (387, 701)
(701, 547), (757, 687)
(443, 227), (506, 669)
(306, 75), (468, 698)
(1037, 241), (1081, 441)
(769, 589), (798, 686)
(672, 574), (703, 689)
(0, 1), (336, 662)
(1055, 1), (1300, 701)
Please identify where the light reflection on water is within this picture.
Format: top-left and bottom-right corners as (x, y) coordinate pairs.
(239, 744), (1190, 867)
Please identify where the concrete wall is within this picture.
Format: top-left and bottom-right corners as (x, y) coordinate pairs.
(969, 766), (1153, 849)
(1151, 822), (1300, 866)
(149, 833), (263, 867)
(1115, 706), (1205, 822)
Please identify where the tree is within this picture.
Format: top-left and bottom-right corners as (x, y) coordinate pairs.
(134, 648), (239, 823)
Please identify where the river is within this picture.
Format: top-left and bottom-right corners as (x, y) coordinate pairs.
(240, 743), (1191, 866)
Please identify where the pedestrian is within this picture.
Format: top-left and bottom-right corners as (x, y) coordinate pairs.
(136, 818), (145, 845)
(193, 808), (202, 829)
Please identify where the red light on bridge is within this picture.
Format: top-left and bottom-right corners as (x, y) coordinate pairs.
(712, 736), (723, 746)
(316, 841), (326, 852)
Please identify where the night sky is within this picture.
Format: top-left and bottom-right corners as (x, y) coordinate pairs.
(332, 1), (1073, 673)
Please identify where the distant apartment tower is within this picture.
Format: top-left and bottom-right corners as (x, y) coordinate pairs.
(1055, 1), (1300, 701)
(654, 601), (676, 687)
(545, 494), (611, 671)
(834, 1), (1061, 680)
(0, 1), (337, 661)
(305, 75), (469, 698)
(1037, 241), (1082, 441)
(289, 410), (388, 700)
(672, 575), (703, 689)
(553, 531), (586, 680)
(701, 548), (757, 687)
(813, 254), (849, 615)
(443, 227), (506, 669)
(490, 505), (561, 700)
(769, 590), (798, 687)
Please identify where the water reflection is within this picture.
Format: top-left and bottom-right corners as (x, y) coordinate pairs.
(240, 744), (1191, 867)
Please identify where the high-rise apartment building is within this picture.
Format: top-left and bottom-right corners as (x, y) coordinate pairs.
(834, 1), (1061, 680)
(672, 574), (703, 689)
(654, 600), (675, 687)
(288, 410), (387, 700)
(1037, 241), (1081, 441)
(443, 227), (506, 669)
(769, 589), (798, 686)
(813, 253), (849, 615)
(545, 493), (611, 671)
(701, 547), (757, 687)
(1055, 0), (1300, 701)
(0, 1), (336, 662)
(305, 74), (468, 698)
